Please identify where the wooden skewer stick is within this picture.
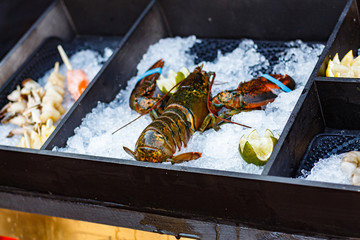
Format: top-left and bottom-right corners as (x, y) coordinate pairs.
(57, 45), (72, 70)
(54, 61), (59, 73)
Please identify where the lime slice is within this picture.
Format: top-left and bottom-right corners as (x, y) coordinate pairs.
(156, 68), (190, 94)
(239, 129), (278, 166)
(157, 70), (177, 94)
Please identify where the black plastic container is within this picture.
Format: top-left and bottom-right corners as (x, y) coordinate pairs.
(0, 0), (359, 238)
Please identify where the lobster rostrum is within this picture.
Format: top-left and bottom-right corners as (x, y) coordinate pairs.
(199, 74), (296, 131)
(123, 65), (213, 163)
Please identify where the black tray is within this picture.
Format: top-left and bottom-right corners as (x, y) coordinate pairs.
(1, 0), (359, 239)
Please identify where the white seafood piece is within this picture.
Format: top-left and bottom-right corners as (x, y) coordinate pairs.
(39, 62), (66, 124)
(22, 78), (42, 90)
(341, 151), (360, 186)
(43, 87), (63, 104)
(26, 94), (41, 109)
(7, 85), (21, 101)
(0, 101), (27, 119)
(20, 80), (45, 98)
(2, 62), (65, 143)
(8, 114), (26, 126)
(40, 104), (61, 123)
(9, 101), (27, 114)
(341, 151), (360, 175)
(45, 82), (65, 96)
(0, 103), (11, 117)
(30, 108), (41, 124)
(47, 62), (65, 88)
(7, 126), (32, 137)
(31, 89), (42, 103)
(352, 168), (360, 186)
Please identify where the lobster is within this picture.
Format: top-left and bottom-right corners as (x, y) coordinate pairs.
(199, 74), (296, 131)
(123, 65), (213, 163)
(123, 59), (295, 163)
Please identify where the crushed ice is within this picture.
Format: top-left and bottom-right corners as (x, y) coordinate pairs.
(298, 153), (350, 184)
(55, 36), (324, 175)
(0, 48), (114, 147)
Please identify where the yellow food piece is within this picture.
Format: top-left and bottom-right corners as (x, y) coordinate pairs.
(18, 119), (55, 149)
(156, 67), (190, 94)
(340, 50), (354, 66)
(239, 129), (279, 166)
(326, 50), (360, 78)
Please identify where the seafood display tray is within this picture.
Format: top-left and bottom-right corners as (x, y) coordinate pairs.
(2, 0), (360, 238)
(296, 133), (360, 178)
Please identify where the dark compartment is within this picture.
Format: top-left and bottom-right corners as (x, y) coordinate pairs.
(0, 36), (121, 109)
(264, 0), (360, 178)
(0, 0), (150, 87)
(0, 0), (53, 60)
(1, 0), (359, 238)
(317, 0), (360, 77)
(265, 78), (360, 178)
(0, 0), (150, 148)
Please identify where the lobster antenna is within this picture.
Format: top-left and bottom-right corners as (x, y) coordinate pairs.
(206, 72), (251, 129)
(112, 78), (185, 135)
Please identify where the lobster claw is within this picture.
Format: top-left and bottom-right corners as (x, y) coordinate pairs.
(129, 59), (165, 114)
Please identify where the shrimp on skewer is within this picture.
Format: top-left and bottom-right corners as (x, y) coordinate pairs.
(57, 45), (89, 101)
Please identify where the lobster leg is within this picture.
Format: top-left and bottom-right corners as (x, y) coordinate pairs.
(200, 112), (220, 132)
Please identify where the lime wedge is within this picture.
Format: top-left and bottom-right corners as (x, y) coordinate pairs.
(156, 67), (190, 94)
(239, 129), (279, 166)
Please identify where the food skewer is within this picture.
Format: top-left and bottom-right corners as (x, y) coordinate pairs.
(57, 45), (89, 101)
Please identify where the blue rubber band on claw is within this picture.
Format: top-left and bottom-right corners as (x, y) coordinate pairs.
(260, 74), (292, 92)
(136, 67), (162, 82)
